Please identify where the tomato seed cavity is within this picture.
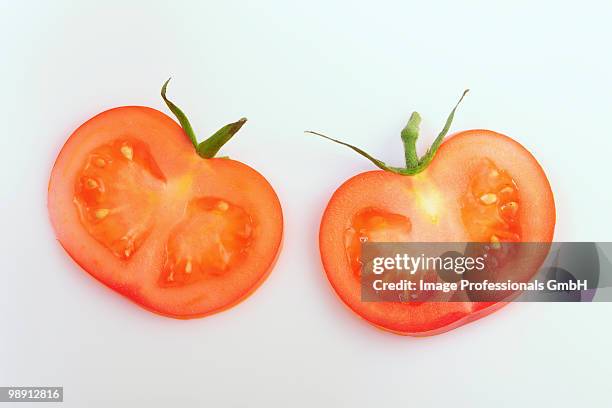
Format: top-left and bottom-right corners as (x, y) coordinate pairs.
(159, 197), (254, 287)
(344, 208), (412, 277)
(73, 139), (166, 260)
(461, 158), (521, 243)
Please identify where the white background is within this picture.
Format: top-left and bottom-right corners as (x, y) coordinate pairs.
(1, 1), (612, 406)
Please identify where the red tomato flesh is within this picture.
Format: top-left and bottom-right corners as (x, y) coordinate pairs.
(319, 130), (555, 336)
(49, 107), (283, 318)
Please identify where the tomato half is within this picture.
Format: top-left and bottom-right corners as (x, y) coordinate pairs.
(48, 84), (283, 318)
(316, 94), (555, 336)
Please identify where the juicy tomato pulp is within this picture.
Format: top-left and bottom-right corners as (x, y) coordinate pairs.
(49, 107), (283, 318)
(320, 130), (555, 336)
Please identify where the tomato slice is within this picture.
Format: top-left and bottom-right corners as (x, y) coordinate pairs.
(319, 130), (555, 336)
(48, 106), (283, 318)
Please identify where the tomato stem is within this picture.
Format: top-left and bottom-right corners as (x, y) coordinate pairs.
(306, 89), (469, 176)
(161, 78), (198, 148)
(196, 117), (247, 158)
(401, 111), (421, 169)
(161, 78), (247, 159)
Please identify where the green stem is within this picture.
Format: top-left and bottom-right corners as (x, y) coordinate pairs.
(196, 117), (247, 158)
(401, 112), (421, 169)
(161, 78), (198, 148)
(160, 78), (247, 159)
(306, 89), (469, 176)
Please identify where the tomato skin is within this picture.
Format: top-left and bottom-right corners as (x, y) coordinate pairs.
(319, 129), (555, 336)
(48, 106), (283, 319)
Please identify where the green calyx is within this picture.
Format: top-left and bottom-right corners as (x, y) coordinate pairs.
(306, 90), (469, 176)
(161, 78), (246, 159)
